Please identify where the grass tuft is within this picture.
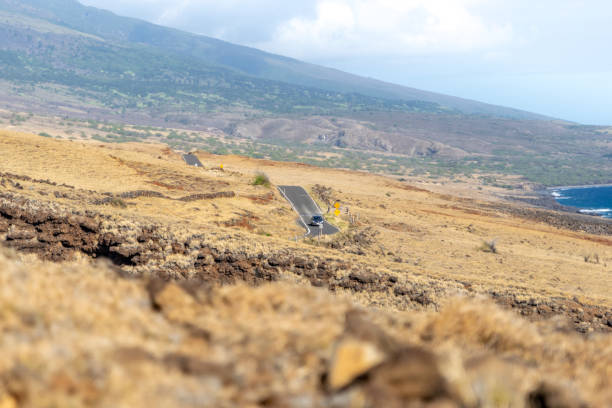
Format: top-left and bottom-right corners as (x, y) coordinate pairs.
(584, 253), (600, 264)
(479, 239), (497, 254)
(252, 172), (271, 187)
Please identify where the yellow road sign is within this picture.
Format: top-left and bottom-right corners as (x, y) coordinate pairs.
(334, 202), (340, 209)
(334, 209), (341, 216)
(220, 164), (224, 169)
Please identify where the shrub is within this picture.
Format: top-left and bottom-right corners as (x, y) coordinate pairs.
(584, 253), (600, 264)
(252, 172), (271, 187)
(479, 239), (497, 254)
(109, 197), (128, 209)
(312, 184), (332, 206)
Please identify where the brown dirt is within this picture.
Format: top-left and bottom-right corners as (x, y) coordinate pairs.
(245, 192), (275, 204)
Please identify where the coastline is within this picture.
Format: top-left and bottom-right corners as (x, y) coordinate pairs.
(516, 191), (579, 213)
(546, 183), (612, 190)
(512, 184), (612, 218)
(527, 184), (612, 221)
(504, 188), (612, 236)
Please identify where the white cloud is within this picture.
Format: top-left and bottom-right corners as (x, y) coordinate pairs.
(81, 0), (317, 43)
(156, 0), (192, 26)
(255, 0), (514, 60)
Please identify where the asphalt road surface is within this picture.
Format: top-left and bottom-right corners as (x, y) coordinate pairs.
(278, 186), (339, 238)
(183, 153), (204, 167)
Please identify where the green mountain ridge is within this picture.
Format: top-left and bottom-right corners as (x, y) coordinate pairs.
(0, 0), (546, 119)
(0, 1), (449, 116)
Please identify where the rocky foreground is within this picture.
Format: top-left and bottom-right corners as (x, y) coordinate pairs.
(1, 183), (611, 335)
(0, 247), (611, 408)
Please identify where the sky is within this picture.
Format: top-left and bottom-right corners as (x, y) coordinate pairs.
(79, 0), (612, 125)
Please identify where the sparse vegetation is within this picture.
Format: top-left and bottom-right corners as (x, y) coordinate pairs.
(584, 253), (600, 264)
(0, 0), (610, 186)
(0, 131), (611, 406)
(312, 184), (333, 207)
(108, 197), (128, 208)
(8, 109), (610, 187)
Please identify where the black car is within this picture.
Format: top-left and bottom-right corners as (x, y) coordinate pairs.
(310, 215), (324, 226)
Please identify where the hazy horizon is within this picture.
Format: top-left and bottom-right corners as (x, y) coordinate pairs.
(79, 0), (612, 125)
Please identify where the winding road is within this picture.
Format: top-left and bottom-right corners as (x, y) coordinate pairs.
(183, 153), (204, 167)
(278, 186), (339, 238)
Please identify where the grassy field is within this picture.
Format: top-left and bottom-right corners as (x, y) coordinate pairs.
(1, 129), (611, 406)
(1, 129), (611, 308)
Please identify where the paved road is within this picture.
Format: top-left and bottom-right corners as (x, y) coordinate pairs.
(278, 186), (339, 238)
(183, 153), (204, 167)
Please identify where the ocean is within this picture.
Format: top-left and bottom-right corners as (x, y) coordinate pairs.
(551, 185), (612, 219)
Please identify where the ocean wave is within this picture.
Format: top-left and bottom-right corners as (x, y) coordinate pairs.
(551, 191), (570, 199)
(578, 208), (612, 214)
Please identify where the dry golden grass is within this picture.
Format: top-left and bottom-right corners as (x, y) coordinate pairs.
(0, 248), (609, 407)
(0, 130), (303, 238)
(1, 129), (611, 310)
(192, 150), (612, 308)
(1, 130), (612, 406)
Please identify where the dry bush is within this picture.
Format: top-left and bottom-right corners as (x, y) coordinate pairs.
(479, 239), (497, 254)
(222, 212), (259, 231)
(423, 297), (541, 352)
(584, 253), (600, 264)
(312, 184), (333, 206)
(310, 227), (379, 255)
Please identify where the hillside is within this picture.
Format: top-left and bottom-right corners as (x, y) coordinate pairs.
(0, 0), (545, 119)
(0, 131), (611, 406)
(0, 0), (611, 188)
(3, 109), (612, 188)
(2, 130), (611, 317)
(0, 0), (451, 116)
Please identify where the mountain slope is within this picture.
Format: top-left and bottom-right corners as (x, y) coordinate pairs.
(0, 1), (448, 116)
(1, 0), (611, 187)
(0, 0), (544, 119)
